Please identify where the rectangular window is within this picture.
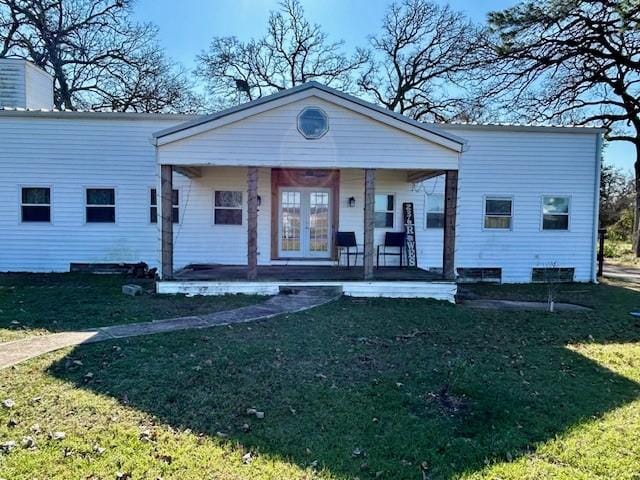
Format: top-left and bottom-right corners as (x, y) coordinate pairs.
(542, 196), (569, 230)
(484, 197), (512, 229)
(86, 188), (115, 223)
(150, 189), (179, 223)
(21, 187), (51, 222)
(214, 190), (242, 225)
(374, 194), (394, 228)
(425, 193), (444, 229)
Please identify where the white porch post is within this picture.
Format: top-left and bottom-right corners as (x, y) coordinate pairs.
(363, 168), (376, 280)
(247, 166), (258, 280)
(160, 164), (174, 280)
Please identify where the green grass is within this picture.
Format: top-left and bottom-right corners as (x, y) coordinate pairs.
(1, 278), (640, 479)
(0, 273), (264, 342)
(603, 239), (640, 266)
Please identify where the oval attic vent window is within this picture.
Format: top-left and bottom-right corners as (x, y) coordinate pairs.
(297, 107), (328, 139)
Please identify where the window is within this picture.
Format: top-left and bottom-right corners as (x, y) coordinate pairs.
(214, 190), (242, 225)
(21, 187), (50, 222)
(374, 194), (395, 228)
(150, 188), (179, 223)
(297, 107), (328, 139)
(484, 197), (512, 229)
(425, 193), (444, 229)
(86, 188), (115, 223)
(542, 196), (570, 230)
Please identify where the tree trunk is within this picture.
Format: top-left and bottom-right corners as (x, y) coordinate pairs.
(634, 144), (640, 257)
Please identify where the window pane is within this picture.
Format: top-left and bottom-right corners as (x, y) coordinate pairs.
(486, 198), (512, 215)
(374, 212), (394, 228)
(22, 187), (50, 204)
(87, 189), (114, 205)
(298, 108), (328, 138)
(215, 208), (242, 225)
(484, 216), (511, 229)
(215, 191), (242, 208)
(426, 212), (444, 229)
(172, 207), (179, 223)
(150, 207), (157, 223)
(427, 194), (444, 213)
(374, 194), (394, 213)
(150, 189), (157, 206)
(543, 214), (569, 230)
(22, 206), (50, 222)
(543, 196), (569, 214)
(87, 206), (115, 223)
(172, 190), (179, 206)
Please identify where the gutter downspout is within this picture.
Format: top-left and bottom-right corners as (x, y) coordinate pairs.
(591, 133), (603, 282)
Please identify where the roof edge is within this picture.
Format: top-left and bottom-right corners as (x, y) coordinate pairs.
(0, 108), (196, 121)
(435, 122), (607, 134)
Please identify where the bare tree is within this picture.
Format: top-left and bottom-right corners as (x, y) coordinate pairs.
(357, 0), (489, 122)
(196, 0), (368, 107)
(0, 0), (200, 112)
(485, 0), (640, 253)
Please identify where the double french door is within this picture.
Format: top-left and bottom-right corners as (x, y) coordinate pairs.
(278, 188), (332, 258)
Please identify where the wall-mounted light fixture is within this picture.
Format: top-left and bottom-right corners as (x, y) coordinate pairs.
(348, 196), (356, 208)
(257, 195), (262, 207)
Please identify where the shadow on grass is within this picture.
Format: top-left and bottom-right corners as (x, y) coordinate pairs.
(48, 282), (640, 479)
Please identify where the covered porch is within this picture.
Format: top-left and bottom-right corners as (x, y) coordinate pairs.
(151, 82), (466, 299)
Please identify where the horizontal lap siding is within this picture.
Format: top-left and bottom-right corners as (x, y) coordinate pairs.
(158, 96), (459, 170)
(0, 117), (180, 272)
(441, 128), (598, 282)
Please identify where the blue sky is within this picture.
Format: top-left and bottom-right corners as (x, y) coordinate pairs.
(133, 0), (635, 172)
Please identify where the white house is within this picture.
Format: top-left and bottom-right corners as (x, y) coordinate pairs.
(0, 59), (603, 300)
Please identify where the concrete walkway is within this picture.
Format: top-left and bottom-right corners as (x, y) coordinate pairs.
(0, 287), (340, 369)
(603, 262), (640, 284)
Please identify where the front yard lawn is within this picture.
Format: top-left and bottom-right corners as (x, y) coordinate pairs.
(1, 278), (640, 479)
(0, 273), (263, 342)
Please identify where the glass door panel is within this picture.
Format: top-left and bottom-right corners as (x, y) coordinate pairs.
(309, 191), (330, 256)
(280, 191), (302, 256)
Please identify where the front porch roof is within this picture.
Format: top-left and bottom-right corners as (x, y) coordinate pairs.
(151, 82), (466, 153)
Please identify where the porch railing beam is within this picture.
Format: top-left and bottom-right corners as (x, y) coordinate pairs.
(160, 164), (174, 280)
(247, 166), (259, 280)
(363, 168), (376, 280)
(443, 169), (458, 281)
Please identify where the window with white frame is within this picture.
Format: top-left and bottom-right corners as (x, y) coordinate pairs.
(425, 193), (444, 229)
(374, 193), (395, 228)
(21, 187), (51, 222)
(214, 190), (243, 225)
(150, 188), (179, 223)
(542, 196), (570, 230)
(484, 197), (512, 229)
(86, 188), (115, 223)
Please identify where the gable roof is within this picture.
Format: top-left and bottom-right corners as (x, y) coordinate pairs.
(152, 82), (467, 153)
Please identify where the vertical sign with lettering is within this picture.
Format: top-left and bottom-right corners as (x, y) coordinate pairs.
(403, 202), (417, 268)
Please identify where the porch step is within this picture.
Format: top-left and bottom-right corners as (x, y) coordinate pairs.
(279, 285), (343, 297)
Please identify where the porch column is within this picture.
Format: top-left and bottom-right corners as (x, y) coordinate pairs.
(443, 169), (458, 281)
(363, 168), (376, 280)
(247, 166), (258, 280)
(160, 164), (174, 280)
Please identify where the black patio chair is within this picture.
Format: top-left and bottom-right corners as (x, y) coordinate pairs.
(377, 232), (406, 268)
(335, 231), (361, 268)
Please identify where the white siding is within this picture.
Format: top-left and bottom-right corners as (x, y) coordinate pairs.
(0, 59), (26, 108)
(440, 126), (599, 282)
(158, 96), (459, 170)
(24, 62), (54, 110)
(0, 116), (181, 272)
